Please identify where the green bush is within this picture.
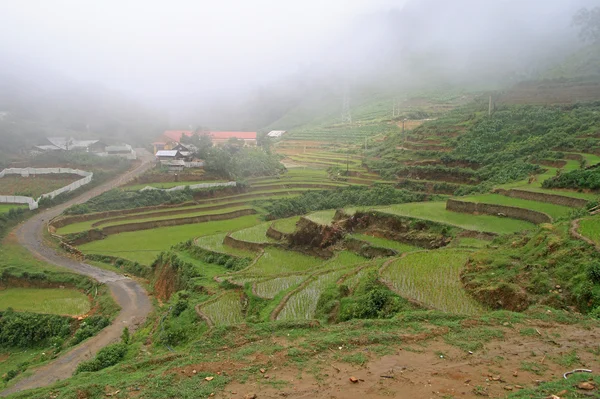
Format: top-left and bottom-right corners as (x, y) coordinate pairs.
(71, 316), (110, 345)
(75, 343), (127, 374)
(260, 185), (426, 219)
(0, 309), (72, 348)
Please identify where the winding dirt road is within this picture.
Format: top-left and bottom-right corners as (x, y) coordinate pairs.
(1, 149), (155, 397)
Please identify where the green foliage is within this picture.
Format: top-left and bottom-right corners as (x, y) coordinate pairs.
(543, 167), (600, 189)
(71, 316), (111, 345)
(464, 224), (600, 313)
(120, 327), (130, 345)
(0, 207), (28, 239)
(261, 185), (426, 219)
(338, 271), (414, 321)
(204, 146), (284, 179)
(75, 343), (127, 374)
(0, 309), (73, 348)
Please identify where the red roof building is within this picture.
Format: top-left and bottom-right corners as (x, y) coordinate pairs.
(154, 130), (257, 153)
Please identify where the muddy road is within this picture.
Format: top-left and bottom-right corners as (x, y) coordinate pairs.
(1, 150), (155, 396)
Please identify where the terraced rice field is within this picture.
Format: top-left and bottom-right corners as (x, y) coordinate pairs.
(350, 233), (420, 253)
(276, 266), (356, 320)
(0, 288), (90, 316)
(305, 210), (336, 225)
(271, 216), (301, 234)
(198, 292), (245, 326)
(452, 237), (491, 249)
(380, 249), (483, 315)
(230, 222), (278, 244)
(0, 174), (81, 197)
(79, 215), (262, 264)
(195, 233), (257, 258)
(123, 180), (230, 191)
(341, 266), (377, 291)
(361, 202), (535, 234)
(578, 216), (600, 246)
(254, 275), (307, 299)
(242, 248), (323, 275)
(458, 194), (575, 219)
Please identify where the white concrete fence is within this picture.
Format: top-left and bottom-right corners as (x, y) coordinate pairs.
(140, 181), (236, 192)
(0, 168), (93, 210)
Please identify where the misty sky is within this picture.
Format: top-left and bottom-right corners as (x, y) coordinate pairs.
(0, 0), (595, 114)
(0, 0), (401, 103)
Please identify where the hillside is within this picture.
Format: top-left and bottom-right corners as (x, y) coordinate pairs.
(1, 84), (597, 398)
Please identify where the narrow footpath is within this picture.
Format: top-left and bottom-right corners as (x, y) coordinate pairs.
(1, 149), (155, 397)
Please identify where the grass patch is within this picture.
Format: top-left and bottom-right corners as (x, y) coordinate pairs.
(0, 288), (90, 316)
(578, 215), (600, 246)
(0, 204), (27, 215)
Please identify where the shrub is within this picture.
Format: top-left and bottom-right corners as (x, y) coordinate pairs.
(75, 343), (127, 374)
(0, 309), (72, 348)
(71, 316), (110, 345)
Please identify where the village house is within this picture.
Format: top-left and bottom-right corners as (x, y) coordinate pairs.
(153, 130), (257, 153)
(267, 130), (287, 138)
(105, 144), (136, 159)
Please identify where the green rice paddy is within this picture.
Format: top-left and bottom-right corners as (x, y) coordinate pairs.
(380, 249), (483, 314)
(242, 247), (323, 275)
(349, 234), (420, 253)
(79, 215), (262, 264)
(458, 194), (574, 219)
(360, 202), (535, 234)
(0, 288), (90, 316)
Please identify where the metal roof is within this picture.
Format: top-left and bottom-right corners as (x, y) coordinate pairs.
(155, 150), (180, 157)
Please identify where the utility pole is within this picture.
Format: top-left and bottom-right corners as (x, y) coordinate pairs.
(392, 98), (401, 118)
(488, 95), (493, 116)
(402, 118), (407, 148)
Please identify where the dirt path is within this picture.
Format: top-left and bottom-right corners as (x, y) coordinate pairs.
(0, 149), (155, 397)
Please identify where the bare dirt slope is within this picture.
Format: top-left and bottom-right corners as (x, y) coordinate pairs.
(0, 149), (155, 397)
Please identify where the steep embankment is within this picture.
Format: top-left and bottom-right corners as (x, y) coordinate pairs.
(0, 149), (154, 397)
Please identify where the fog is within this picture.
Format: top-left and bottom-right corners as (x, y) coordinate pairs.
(0, 0), (597, 133)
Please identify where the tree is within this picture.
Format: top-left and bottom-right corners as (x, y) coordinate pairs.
(573, 7), (600, 43)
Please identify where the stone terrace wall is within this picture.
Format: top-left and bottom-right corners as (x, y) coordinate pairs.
(494, 188), (588, 208)
(67, 209), (257, 245)
(446, 199), (552, 224)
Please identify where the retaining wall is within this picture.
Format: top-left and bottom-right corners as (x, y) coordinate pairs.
(223, 233), (270, 252)
(343, 237), (397, 258)
(266, 225), (288, 241)
(446, 199), (552, 224)
(0, 167), (93, 210)
(494, 188), (588, 208)
(140, 181), (236, 192)
(68, 209), (257, 245)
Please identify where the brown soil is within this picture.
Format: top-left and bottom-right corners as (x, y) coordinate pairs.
(210, 322), (600, 399)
